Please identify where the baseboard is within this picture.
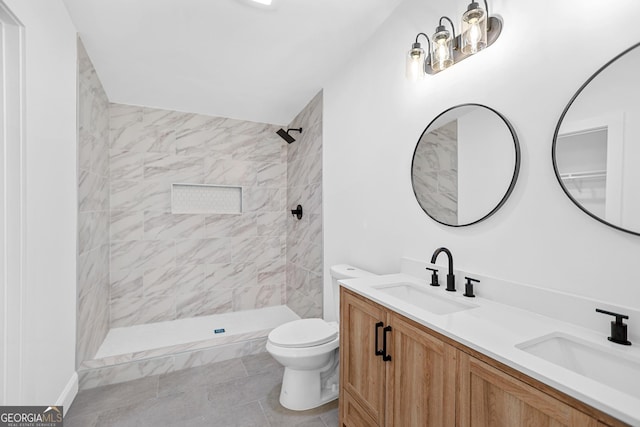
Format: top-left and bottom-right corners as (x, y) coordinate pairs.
(55, 371), (78, 416)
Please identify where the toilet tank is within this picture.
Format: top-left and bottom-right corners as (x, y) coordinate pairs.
(329, 264), (376, 322)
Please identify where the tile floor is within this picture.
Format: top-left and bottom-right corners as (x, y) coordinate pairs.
(65, 353), (338, 427)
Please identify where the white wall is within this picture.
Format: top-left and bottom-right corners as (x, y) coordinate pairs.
(323, 0), (640, 321)
(457, 107), (515, 224)
(4, 0), (78, 405)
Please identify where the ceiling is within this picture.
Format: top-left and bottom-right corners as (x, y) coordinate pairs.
(63, 0), (404, 125)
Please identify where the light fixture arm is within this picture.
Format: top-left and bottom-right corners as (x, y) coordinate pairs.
(483, 0), (491, 29)
(438, 16), (457, 40)
(415, 32), (431, 53)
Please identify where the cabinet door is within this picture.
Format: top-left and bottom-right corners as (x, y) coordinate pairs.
(386, 313), (457, 427)
(458, 352), (599, 427)
(341, 390), (379, 427)
(340, 289), (387, 426)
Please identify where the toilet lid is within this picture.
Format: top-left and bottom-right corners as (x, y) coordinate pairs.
(268, 318), (338, 348)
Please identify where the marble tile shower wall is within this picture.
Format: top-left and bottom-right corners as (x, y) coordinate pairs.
(77, 39), (110, 365)
(108, 104), (288, 327)
(286, 92), (323, 318)
(418, 120), (458, 224)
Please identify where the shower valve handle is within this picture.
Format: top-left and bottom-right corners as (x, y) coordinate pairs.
(291, 204), (303, 220)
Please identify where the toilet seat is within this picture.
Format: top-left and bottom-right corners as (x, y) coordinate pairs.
(268, 318), (338, 348)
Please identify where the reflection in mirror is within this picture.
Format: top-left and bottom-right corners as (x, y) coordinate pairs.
(411, 104), (520, 226)
(553, 42), (640, 236)
(556, 128), (609, 220)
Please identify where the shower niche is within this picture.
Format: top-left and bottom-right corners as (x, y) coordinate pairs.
(172, 183), (243, 214)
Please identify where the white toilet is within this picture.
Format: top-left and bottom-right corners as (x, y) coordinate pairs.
(266, 264), (375, 411)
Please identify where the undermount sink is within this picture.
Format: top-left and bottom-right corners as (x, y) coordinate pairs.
(371, 282), (477, 315)
(517, 333), (640, 396)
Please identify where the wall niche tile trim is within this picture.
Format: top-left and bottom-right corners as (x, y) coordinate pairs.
(172, 183), (242, 215)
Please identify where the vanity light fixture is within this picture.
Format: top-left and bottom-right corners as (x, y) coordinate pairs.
(406, 33), (430, 82)
(461, 1), (488, 54)
(431, 17), (456, 72)
(406, 0), (502, 78)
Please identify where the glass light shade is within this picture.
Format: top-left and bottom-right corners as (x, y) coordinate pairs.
(461, 5), (487, 54)
(406, 45), (426, 81)
(431, 29), (454, 72)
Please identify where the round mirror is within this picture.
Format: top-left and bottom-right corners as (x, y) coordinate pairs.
(411, 104), (520, 226)
(553, 43), (640, 236)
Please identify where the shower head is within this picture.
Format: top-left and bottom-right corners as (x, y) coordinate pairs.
(276, 128), (302, 144)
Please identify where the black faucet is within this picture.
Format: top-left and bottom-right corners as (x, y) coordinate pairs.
(430, 247), (455, 292)
(464, 277), (479, 298)
(426, 267), (439, 286)
(596, 308), (632, 345)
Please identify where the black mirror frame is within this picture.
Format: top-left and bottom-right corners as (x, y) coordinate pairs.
(552, 42), (640, 237)
(411, 103), (521, 227)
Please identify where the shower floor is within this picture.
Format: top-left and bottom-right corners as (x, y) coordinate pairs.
(95, 305), (299, 359)
(79, 305), (300, 390)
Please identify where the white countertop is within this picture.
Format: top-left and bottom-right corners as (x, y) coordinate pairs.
(339, 272), (640, 425)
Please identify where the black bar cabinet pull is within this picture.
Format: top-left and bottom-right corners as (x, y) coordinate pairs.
(374, 322), (384, 356)
(382, 325), (392, 362)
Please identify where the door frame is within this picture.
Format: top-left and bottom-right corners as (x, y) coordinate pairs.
(0, 0), (26, 405)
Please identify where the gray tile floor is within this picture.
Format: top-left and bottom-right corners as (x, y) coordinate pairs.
(65, 353), (338, 427)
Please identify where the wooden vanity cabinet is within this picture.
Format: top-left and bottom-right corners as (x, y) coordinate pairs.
(458, 352), (599, 426)
(339, 288), (628, 427)
(386, 312), (457, 426)
(340, 288), (387, 425)
(339, 288), (456, 427)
